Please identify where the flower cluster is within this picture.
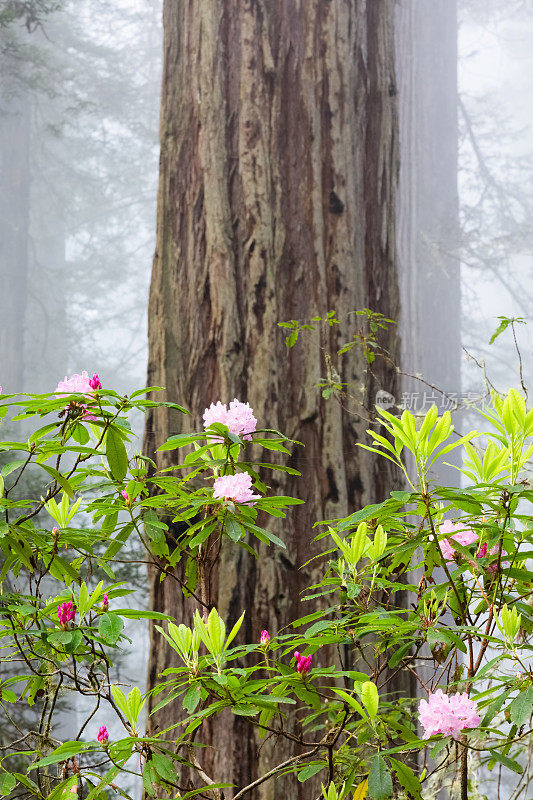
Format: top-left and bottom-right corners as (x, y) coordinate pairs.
(97, 725), (109, 745)
(294, 651), (312, 675)
(203, 399), (257, 441)
(438, 520), (507, 573)
(213, 473), (260, 505)
(57, 601), (75, 628)
(55, 371), (101, 421)
(438, 520), (478, 561)
(55, 371), (95, 396)
(418, 689), (480, 738)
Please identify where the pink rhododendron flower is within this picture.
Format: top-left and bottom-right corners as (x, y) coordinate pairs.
(57, 601), (75, 628)
(203, 399), (257, 440)
(486, 545), (507, 574)
(260, 630), (270, 645)
(80, 405), (97, 422)
(438, 520), (478, 561)
(212, 473), (260, 505)
(475, 541), (507, 573)
(55, 372), (98, 420)
(97, 725), (109, 744)
(55, 371), (94, 396)
(294, 651), (312, 675)
(418, 689), (480, 738)
(101, 594), (109, 612)
(203, 401), (228, 429)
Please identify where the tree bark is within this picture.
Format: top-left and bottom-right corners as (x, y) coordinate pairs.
(145, 2), (401, 797)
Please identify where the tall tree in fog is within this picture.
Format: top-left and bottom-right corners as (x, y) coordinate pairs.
(0, 1), (161, 393)
(459, 0), (533, 393)
(0, 95), (29, 391)
(396, 0), (461, 417)
(0, 3), (55, 391)
(145, 3), (403, 795)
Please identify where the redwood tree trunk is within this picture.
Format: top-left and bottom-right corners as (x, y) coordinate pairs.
(145, 2), (401, 797)
(0, 95), (30, 392)
(395, 0), (460, 484)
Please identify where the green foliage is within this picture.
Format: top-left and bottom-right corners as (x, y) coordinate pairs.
(489, 315), (526, 345)
(1, 383), (533, 799)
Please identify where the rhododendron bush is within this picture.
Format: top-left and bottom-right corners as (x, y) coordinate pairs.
(0, 380), (532, 800)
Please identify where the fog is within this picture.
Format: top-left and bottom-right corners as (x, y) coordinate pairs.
(1, 1), (532, 797)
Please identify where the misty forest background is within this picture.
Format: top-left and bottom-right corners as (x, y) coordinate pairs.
(1, 0), (533, 798)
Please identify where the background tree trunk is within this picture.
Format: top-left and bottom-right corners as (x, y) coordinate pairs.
(145, 2), (402, 797)
(0, 96), (30, 392)
(395, 0), (461, 445)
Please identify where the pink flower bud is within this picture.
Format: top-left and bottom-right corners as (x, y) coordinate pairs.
(101, 594), (109, 612)
(517, 671), (523, 680)
(57, 601), (75, 628)
(97, 725), (109, 745)
(121, 490), (130, 503)
(294, 651), (312, 675)
(260, 630), (270, 645)
(89, 374), (102, 390)
(52, 526), (59, 536)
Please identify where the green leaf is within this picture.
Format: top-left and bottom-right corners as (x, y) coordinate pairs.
(85, 767), (121, 800)
(98, 613), (124, 645)
(151, 754), (177, 784)
(110, 686), (130, 719)
(0, 774), (16, 796)
(106, 427), (129, 482)
(1, 460), (26, 478)
(111, 608), (172, 620)
(39, 464), (75, 500)
(157, 432), (205, 451)
(489, 316), (519, 344)
(32, 742), (91, 768)
(509, 687), (533, 726)
(368, 755), (393, 800)
(183, 684), (201, 713)
(297, 763), (325, 782)
(142, 763), (156, 797)
(389, 758), (422, 800)
(360, 682), (379, 719)
(489, 748), (523, 774)
(126, 686), (145, 726)
(226, 519), (244, 542)
(390, 491), (412, 502)
(388, 642), (411, 669)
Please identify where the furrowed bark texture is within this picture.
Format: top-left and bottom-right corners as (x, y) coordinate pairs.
(145, 2), (400, 797)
